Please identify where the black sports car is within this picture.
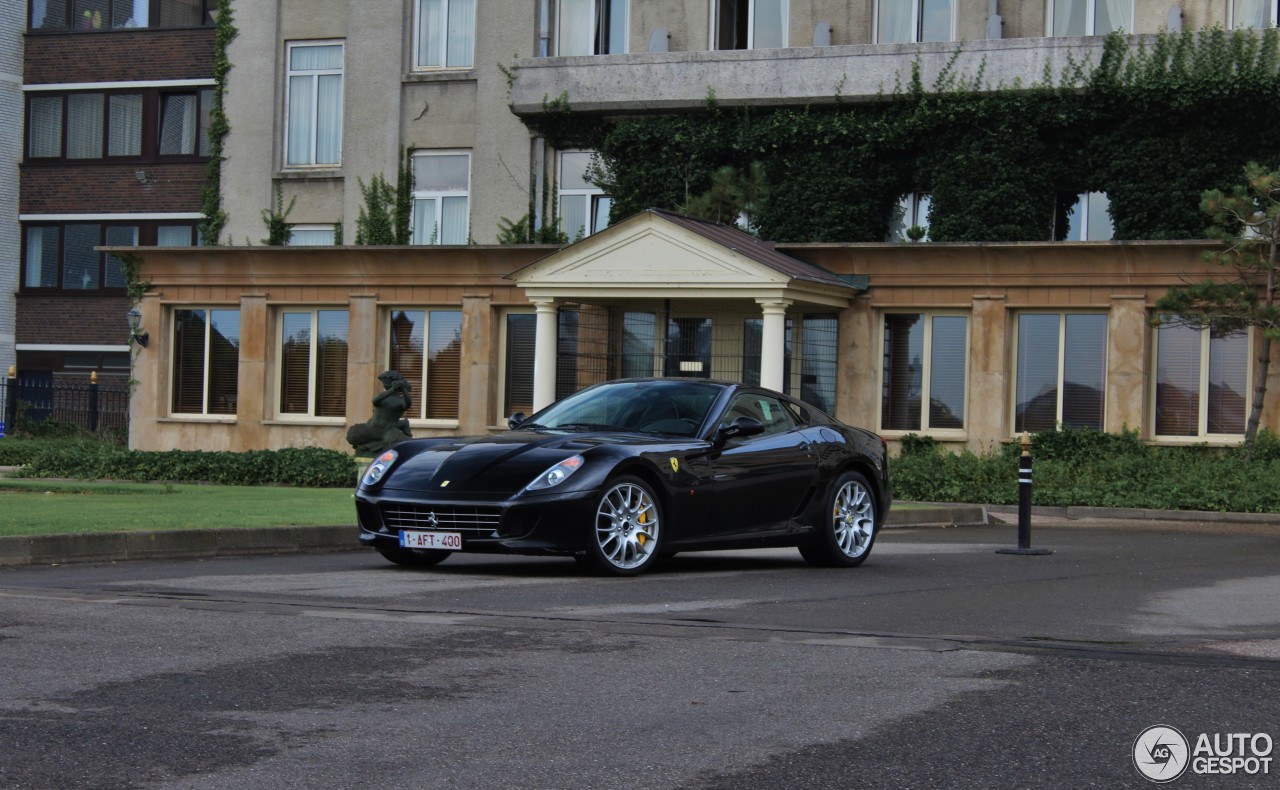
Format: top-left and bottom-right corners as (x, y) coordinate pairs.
(356, 378), (891, 576)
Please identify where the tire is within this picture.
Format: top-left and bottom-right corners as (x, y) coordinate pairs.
(377, 545), (451, 568)
(581, 476), (663, 576)
(799, 471), (878, 567)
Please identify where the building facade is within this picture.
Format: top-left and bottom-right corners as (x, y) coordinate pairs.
(119, 0), (1280, 454)
(1, 3), (22, 380)
(15, 1), (216, 398)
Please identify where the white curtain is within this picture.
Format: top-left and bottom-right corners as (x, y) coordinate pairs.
(159, 94), (197, 155)
(441, 196), (469, 244)
(1052, 0), (1085, 35)
(29, 97), (63, 158)
(418, 0), (443, 66)
(66, 93), (103, 159)
(315, 73), (343, 165)
(1235, 0), (1269, 28)
(447, 0), (475, 67)
(286, 75), (313, 166)
(413, 198), (436, 244)
(878, 0), (912, 43)
(559, 0), (593, 55)
(1097, 0), (1132, 33)
(753, 0), (785, 48)
(560, 194), (588, 240)
(108, 94), (142, 156)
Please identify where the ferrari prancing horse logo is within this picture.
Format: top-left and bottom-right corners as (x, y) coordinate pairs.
(669, 457), (679, 473)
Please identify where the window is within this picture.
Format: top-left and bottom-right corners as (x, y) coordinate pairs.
(504, 312), (537, 418)
(877, 0), (953, 43)
(287, 225), (336, 246)
(285, 42), (343, 167)
(743, 314), (838, 413)
(171, 308), (239, 416)
(415, 0), (475, 68)
(22, 222), (197, 290)
(1154, 323), (1249, 439)
(1048, 0), (1132, 35)
(1055, 191), (1113, 241)
(278, 309), (348, 418)
(720, 392), (794, 437)
(558, 0), (627, 55)
(26, 88), (212, 162)
(558, 151), (612, 240)
(412, 151), (470, 244)
(880, 313), (968, 432)
(714, 0), (787, 50)
(1232, 0), (1279, 28)
(888, 192), (931, 241)
(1014, 313), (1107, 433)
(29, 0), (211, 31)
(388, 309), (463, 421)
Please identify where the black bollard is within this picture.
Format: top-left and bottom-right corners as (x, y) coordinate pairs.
(997, 432), (1052, 556)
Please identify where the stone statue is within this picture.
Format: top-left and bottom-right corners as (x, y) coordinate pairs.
(346, 370), (414, 455)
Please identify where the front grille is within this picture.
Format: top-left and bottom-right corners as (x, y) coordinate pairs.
(381, 503), (503, 534)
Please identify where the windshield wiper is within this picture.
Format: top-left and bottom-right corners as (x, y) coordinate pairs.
(551, 423), (634, 433)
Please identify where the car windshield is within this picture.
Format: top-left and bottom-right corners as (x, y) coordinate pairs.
(527, 380), (726, 437)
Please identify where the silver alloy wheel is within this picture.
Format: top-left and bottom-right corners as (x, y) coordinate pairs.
(594, 481), (660, 570)
(832, 478), (875, 558)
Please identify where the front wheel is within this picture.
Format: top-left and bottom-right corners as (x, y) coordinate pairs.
(581, 476), (662, 576)
(799, 471), (878, 567)
(377, 546), (451, 568)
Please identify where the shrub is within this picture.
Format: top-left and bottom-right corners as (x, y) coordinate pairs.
(0, 438), (356, 488)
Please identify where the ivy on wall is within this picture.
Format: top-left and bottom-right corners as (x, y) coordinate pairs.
(198, 0), (237, 245)
(522, 29), (1280, 243)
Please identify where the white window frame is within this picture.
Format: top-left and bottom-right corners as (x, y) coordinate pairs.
(874, 0), (956, 44)
(1151, 323), (1252, 442)
(877, 311), (970, 438)
(275, 307), (349, 421)
(287, 224), (337, 246)
(284, 40), (344, 168)
(1230, 0), (1279, 28)
(1058, 191), (1114, 241)
(557, 0), (630, 55)
(1010, 312), (1109, 435)
(411, 150), (471, 245)
(413, 0), (476, 69)
(888, 192), (931, 241)
(558, 150), (612, 240)
(386, 307), (464, 425)
(1046, 0), (1134, 35)
(711, 0), (789, 50)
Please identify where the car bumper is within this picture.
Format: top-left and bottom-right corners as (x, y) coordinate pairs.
(355, 486), (600, 556)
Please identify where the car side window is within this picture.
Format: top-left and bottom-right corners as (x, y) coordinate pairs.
(721, 393), (795, 437)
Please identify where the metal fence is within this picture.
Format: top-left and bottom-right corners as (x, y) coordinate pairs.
(1, 374), (130, 439)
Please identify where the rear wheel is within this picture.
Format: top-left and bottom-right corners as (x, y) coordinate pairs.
(582, 476), (662, 576)
(799, 471), (878, 567)
(377, 546), (451, 568)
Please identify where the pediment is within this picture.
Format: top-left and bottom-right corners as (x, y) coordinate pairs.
(512, 213), (792, 289)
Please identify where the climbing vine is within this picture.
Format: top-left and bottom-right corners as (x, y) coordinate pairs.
(520, 28), (1280, 243)
(198, 0), (237, 245)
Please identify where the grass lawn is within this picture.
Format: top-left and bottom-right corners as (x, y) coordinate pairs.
(0, 479), (356, 537)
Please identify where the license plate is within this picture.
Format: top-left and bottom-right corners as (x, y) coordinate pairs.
(399, 530), (463, 550)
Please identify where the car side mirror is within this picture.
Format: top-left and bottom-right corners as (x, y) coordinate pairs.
(714, 415), (764, 447)
(508, 412), (527, 430)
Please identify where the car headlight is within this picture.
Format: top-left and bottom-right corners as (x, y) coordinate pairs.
(361, 449), (398, 487)
(524, 455), (584, 492)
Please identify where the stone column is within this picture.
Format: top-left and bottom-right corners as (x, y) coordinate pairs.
(235, 293), (268, 451)
(969, 295), (1008, 450)
(1106, 295), (1148, 434)
(459, 294), (493, 433)
(756, 298), (792, 392)
(346, 294), (379, 427)
(532, 298), (558, 411)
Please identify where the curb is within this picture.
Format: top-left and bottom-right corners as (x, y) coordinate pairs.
(0, 525), (361, 567)
(985, 504), (1280, 525)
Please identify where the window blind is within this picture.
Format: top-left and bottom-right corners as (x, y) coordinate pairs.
(426, 311), (462, 419)
(505, 314), (536, 417)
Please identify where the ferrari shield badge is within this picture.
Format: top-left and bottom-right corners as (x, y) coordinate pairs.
(669, 457), (679, 473)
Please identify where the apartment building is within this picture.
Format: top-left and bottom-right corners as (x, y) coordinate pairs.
(122, 0), (1280, 454)
(15, 0), (216, 398)
(1, 4), (21, 380)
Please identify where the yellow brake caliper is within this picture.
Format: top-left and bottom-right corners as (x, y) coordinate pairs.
(636, 510), (648, 545)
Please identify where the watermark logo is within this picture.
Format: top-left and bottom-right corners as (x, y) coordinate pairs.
(1134, 725), (1190, 783)
(1134, 726), (1274, 782)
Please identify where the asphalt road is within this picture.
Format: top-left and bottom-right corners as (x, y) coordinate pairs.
(1, 522), (1278, 789)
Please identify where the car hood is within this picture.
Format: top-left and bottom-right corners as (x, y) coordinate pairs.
(375, 430), (639, 496)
